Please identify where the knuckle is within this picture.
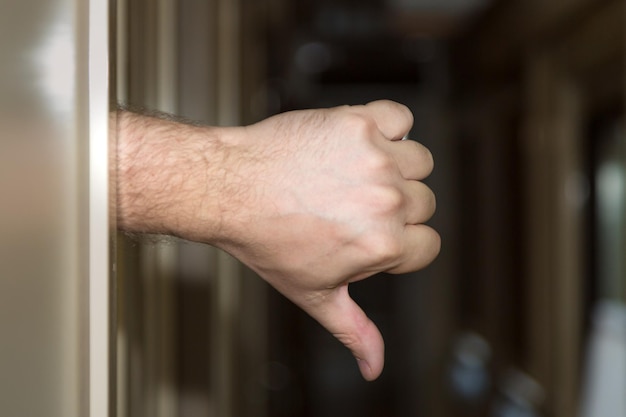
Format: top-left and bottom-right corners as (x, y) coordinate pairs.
(376, 152), (396, 173)
(363, 151), (397, 178)
(345, 112), (378, 139)
(375, 186), (405, 214)
(366, 232), (402, 265)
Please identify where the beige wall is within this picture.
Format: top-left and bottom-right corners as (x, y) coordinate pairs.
(0, 0), (113, 416)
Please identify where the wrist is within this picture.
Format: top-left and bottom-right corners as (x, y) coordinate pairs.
(116, 111), (235, 244)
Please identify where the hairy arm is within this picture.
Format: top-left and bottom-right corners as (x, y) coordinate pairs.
(117, 111), (237, 243)
(117, 101), (440, 381)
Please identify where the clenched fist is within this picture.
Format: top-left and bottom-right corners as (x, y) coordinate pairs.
(117, 100), (440, 381)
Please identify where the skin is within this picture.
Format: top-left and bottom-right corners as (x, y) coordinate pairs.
(117, 100), (440, 381)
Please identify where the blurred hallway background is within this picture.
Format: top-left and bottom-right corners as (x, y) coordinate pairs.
(115, 0), (625, 416)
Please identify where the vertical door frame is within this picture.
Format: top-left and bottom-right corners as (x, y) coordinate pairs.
(523, 52), (585, 416)
(89, 0), (115, 417)
(522, 1), (623, 414)
(89, 0), (116, 416)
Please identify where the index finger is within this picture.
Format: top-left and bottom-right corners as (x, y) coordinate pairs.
(362, 100), (414, 141)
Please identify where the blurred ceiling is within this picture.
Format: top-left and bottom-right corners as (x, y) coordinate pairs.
(386, 0), (494, 38)
(279, 0), (497, 90)
(388, 0), (491, 16)
(295, 0), (495, 40)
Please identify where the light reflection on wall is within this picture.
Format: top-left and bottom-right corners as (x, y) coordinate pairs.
(31, 9), (76, 118)
(0, 1), (84, 416)
(596, 126), (626, 299)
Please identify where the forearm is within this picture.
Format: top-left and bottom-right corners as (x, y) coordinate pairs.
(116, 110), (233, 243)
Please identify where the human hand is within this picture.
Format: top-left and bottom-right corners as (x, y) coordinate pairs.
(215, 100), (440, 380)
(117, 100), (440, 381)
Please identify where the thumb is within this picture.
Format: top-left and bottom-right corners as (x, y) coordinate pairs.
(305, 284), (385, 381)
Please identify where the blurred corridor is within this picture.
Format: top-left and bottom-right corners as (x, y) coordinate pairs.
(2, 0), (623, 417)
(112, 1), (625, 416)
(114, 0), (625, 416)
